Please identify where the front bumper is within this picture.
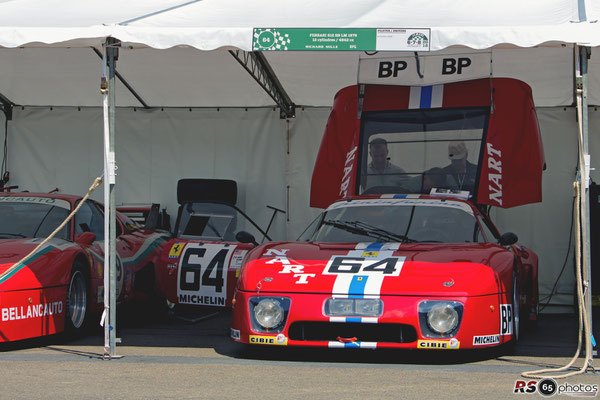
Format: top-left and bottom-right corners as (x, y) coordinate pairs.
(231, 290), (512, 349)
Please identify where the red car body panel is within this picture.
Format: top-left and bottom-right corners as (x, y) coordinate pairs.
(0, 193), (169, 342)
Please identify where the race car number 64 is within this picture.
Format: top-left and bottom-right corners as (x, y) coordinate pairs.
(324, 256), (404, 277)
(180, 247), (228, 292)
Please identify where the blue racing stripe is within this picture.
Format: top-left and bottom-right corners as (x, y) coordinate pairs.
(420, 86), (433, 108)
(392, 194), (407, 199)
(365, 243), (384, 251)
(346, 317), (362, 323)
(348, 275), (368, 298)
(345, 342), (361, 348)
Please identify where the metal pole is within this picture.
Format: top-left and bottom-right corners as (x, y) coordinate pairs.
(575, 45), (595, 363)
(101, 41), (110, 356)
(101, 38), (119, 358)
(108, 38), (119, 358)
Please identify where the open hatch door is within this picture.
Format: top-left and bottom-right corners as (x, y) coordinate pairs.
(310, 78), (544, 209)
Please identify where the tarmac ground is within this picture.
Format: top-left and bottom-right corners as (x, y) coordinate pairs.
(0, 301), (598, 400)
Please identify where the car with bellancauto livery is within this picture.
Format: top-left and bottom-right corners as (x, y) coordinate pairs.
(154, 179), (273, 311)
(231, 77), (544, 350)
(0, 192), (170, 343)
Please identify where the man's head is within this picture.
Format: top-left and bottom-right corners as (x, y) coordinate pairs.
(369, 137), (390, 169)
(448, 141), (468, 172)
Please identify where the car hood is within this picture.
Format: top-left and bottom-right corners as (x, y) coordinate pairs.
(238, 242), (514, 297)
(0, 238), (74, 289)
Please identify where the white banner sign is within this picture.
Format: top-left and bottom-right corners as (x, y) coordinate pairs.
(358, 53), (492, 86)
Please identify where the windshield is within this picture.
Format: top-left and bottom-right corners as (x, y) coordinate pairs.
(358, 107), (488, 196)
(176, 202), (267, 242)
(300, 201), (484, 244)
(0, 198), (70, 240)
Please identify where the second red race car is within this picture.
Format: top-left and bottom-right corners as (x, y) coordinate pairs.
(0, 192), (170, 343)
(154, 179), (272, 312)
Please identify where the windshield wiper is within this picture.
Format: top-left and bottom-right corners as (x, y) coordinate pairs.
(323, 220), (416, 243)
(0, 232), (26, 238)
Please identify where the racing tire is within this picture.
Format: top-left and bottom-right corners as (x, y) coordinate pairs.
(65, 262), (89, 334)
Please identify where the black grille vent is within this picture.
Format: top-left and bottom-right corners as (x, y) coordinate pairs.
(288, 321), (417, 343)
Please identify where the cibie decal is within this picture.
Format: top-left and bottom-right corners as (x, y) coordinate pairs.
(500, 304), (513, 335)
(473, 335), (500, 345)
(177, 243), (235, 307)
(264, 248), (315, 284)
(249, 334), (288, 346)
(417, 338), (460, 349)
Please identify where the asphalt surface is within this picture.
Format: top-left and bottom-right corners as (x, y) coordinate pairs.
(0, 302), (598, 400)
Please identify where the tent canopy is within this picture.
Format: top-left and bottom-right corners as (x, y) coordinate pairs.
(0, 0), (598, 109)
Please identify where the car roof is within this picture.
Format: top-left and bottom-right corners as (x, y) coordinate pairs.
(0, 192), (81, 203)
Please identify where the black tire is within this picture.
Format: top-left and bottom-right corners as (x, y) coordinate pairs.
(65, 261), (89, 334)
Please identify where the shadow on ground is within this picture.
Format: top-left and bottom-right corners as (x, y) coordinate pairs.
(1, 299), (597, 367)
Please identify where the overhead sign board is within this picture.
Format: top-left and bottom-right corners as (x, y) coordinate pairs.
(358, 53), (492, 86)
(252, 28), (430, 51)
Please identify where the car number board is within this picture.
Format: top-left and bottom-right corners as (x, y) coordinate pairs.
(176, 243), (235, 307)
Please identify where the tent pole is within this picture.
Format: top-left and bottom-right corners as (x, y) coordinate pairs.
(108, 38), (119, 358)
(101, 38), (120, 358)
(575, 45), (595, 364)
(101, 42), (110, 356)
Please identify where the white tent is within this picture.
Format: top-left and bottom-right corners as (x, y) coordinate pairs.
(0, 0), (597, 355)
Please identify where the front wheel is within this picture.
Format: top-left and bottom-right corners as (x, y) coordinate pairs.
(65, 265), (89, 333)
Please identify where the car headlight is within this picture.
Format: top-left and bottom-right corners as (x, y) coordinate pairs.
(249, 297), (290, 333)
(254, 298), (284, 328)
(418, 300), (463, 338)
(427, 303), (458, 334)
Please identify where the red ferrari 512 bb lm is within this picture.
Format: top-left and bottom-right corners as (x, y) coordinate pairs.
(0, 192), (169, 342)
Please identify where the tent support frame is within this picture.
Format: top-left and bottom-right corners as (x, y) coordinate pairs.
(0, 92), (13, 120)
(92, 47), (150, 109)
(229, 50), (295, 119)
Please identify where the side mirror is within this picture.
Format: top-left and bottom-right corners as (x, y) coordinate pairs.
(75, 231), (96, 246)
(499, 232), (518, 246)
(236, 230), (258, 246)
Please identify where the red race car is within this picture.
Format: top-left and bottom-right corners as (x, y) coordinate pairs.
(231, 195), (538, 349)
(155, 179), (272, 312)
(231, 78), (544, 350)
(0, 192), (170, 342)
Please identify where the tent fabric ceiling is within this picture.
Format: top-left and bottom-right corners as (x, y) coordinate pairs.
(0, 0), (598, 108)
(0, 0), (596, 50)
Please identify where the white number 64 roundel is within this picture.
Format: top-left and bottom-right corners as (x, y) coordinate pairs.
(323, 256), (404, 277)
(177, 243), (235, 307)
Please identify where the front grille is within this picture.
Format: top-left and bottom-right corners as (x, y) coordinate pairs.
(288, 321), (417, 343)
